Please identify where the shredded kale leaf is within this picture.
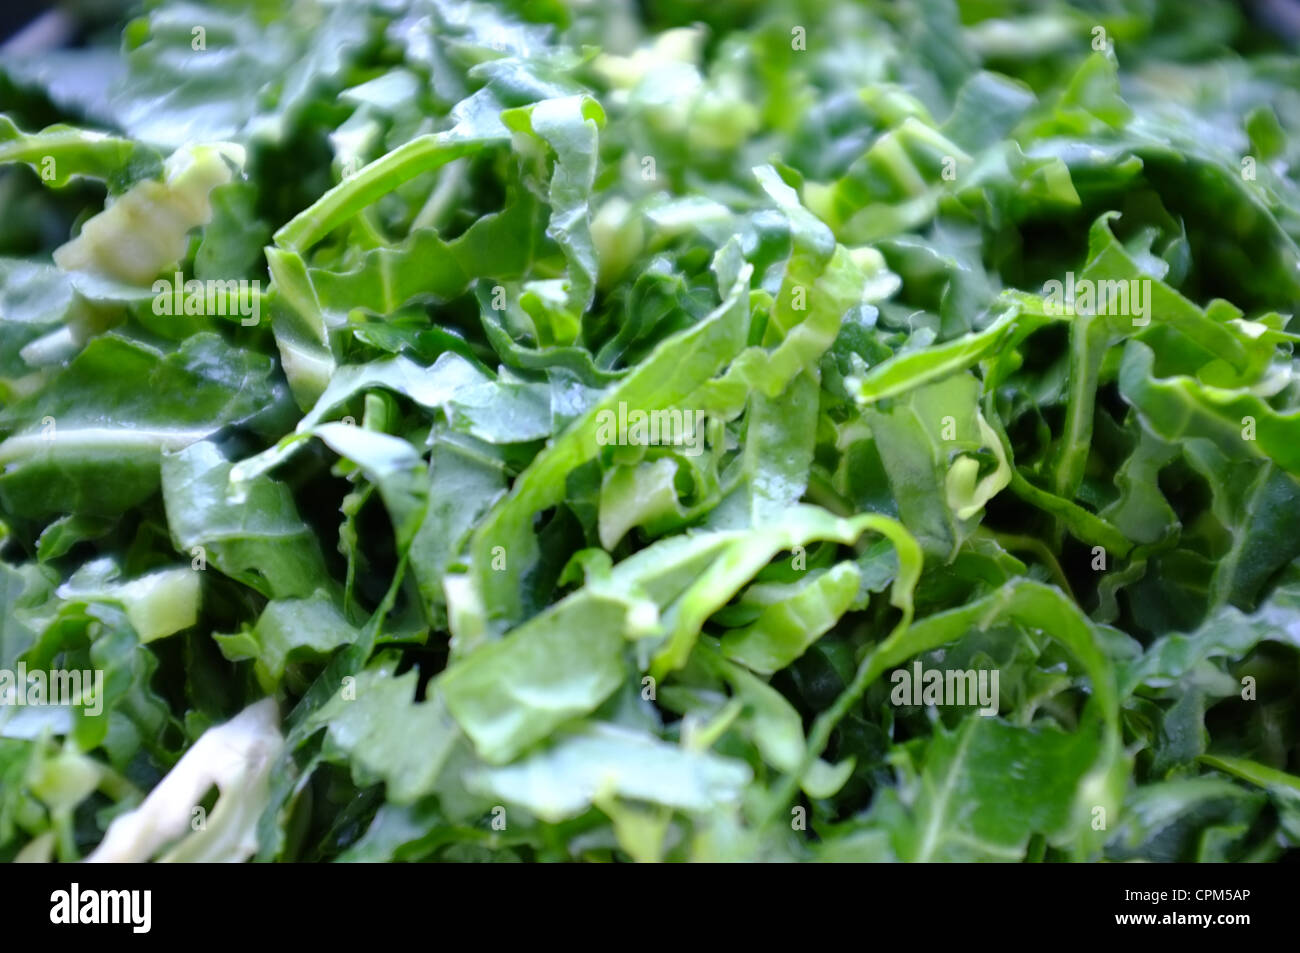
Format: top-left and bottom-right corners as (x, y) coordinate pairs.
(1, 0), (1299, 862)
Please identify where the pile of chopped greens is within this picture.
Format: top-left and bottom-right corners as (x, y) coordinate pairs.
(1, 0), (1299, 863)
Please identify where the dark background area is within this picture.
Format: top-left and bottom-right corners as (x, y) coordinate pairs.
(0, 2), (54, 44)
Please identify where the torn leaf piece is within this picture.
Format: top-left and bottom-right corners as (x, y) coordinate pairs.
(85, 698), (282, 862)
